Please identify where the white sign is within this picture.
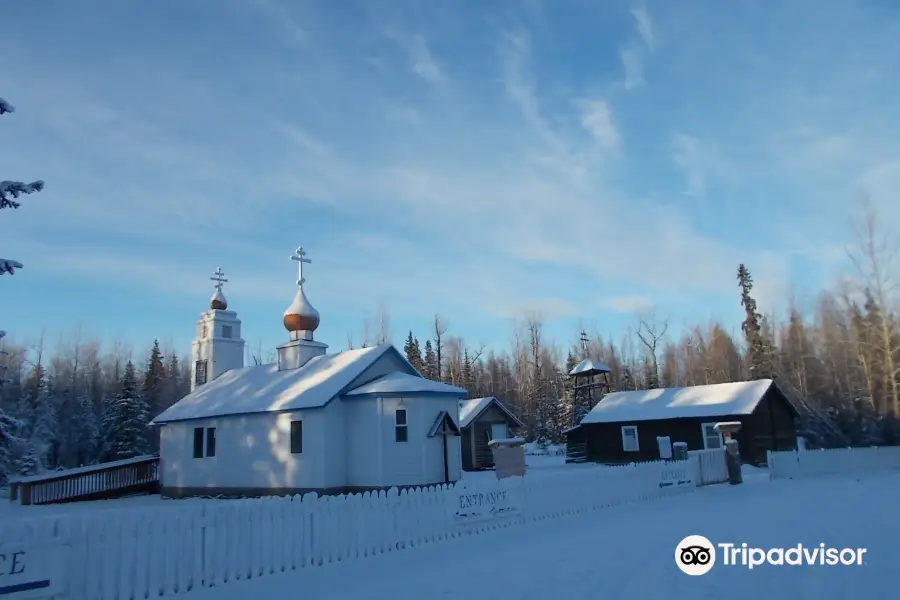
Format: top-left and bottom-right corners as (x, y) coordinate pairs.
(0, 544), (68, 600)
(451, 483), (520, 523)
(658, 464), (693, 489)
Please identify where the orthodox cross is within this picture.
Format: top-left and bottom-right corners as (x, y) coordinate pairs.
(579, 329), (589, 354)
(210, 267), (228, 290)
(291, 246), (311, 286)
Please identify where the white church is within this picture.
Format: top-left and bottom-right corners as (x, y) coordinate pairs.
(151, 248), (466, 498)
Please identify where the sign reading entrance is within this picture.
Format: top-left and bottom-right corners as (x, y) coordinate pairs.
(658, 463), (693, 489)
(0, 544), (68, 599)
(452, 482), (521, 523)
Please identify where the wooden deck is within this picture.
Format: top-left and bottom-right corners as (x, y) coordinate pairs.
(8, 455), (160, 506)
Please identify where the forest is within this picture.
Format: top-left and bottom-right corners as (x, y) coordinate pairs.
(2, 201), (899, 485)
(1, 94), (898, 483)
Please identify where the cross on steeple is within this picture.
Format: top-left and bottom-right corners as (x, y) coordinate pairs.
(290, 247), (311, 287)
(579, 329), (589, 354)
(210, 267), (228, 290)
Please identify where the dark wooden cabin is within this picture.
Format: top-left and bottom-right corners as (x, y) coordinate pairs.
(564, 379), (798, 466)
(458, 397), (525, 470)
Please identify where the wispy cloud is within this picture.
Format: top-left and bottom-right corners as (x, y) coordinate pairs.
(630, 5), (655, 50)
(669, 132), (733, 197)
(620, 49), (644, 90)
(601, 296), (653, 313)
(578, 99), (619, 150)
(408, 35), (444, 84)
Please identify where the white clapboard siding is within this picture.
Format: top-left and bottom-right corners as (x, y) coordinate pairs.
(9, 459), (702, 600)
(768, 446), (900, 480)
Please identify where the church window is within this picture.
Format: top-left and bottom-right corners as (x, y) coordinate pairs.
(290, 420), (303, 454)
(195, 360), (208, 386)
(194, 426), (216, 458)
(222, 325), (233, 339)
(193, 428), (204, 458)
(395, 409), (408, 442)
(202, 324), (208, 338)
(206, 427), (217, 457)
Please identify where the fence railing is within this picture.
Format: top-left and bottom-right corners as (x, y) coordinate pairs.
(768, 446), (900, 480)
(8, 455), (160, 505)
(5, 458), (701, 600)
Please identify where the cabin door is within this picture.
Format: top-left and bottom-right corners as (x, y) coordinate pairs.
(491, 423), (508, 442)
(701, 422), (724, 450)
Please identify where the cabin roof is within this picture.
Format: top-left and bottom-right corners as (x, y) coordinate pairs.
(569, 358), (612, 376)
(152, 344), (412, 424)
(579, 379), (776, 424)
(344, 372), (466, 397)
(458, 396), (524, 429)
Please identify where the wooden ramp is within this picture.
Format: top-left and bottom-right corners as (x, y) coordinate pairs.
(8, 455), (160, 506)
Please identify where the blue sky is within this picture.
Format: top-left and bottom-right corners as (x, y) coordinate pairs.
(2, 0), (899, 362)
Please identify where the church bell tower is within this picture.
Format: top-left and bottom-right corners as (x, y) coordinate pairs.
(190, 267), (245, 392)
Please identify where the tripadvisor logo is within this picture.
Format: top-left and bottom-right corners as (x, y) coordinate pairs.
(675, 535), (868, 575)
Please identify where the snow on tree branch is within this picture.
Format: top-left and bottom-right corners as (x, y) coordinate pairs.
(1, 180), (45, 210)
(0, 259), (24, 275)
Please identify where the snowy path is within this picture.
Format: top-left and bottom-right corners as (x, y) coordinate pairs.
(183, 473), (897, 600)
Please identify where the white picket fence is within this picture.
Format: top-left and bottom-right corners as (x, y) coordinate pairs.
(768, 446), (900, 480)
(689, 449), (729, 485)
(3, 458), (706, 600)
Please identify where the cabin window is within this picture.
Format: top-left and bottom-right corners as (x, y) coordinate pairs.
(395, 409), (408, 442)
(193, 427), (204, 458)
(291, 420), (303, 454)
(194, 427), (216, 458)
(621, 425), (639, 452)
(222, 324), (233, 339)
(701, 423), (723, 450)
(206, 427), (216, 457)
(195, 360), (208, 386)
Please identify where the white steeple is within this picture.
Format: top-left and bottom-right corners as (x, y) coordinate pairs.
(277, 246), (328, 371)
(190, 267), (245, 392)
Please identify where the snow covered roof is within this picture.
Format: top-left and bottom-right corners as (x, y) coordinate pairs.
(152, 344), (404, 424)
(344, 372), (466, 397)
(579, 379), (776, 424)
(569, 358), (611, 376)
(458, 397), (524, 429)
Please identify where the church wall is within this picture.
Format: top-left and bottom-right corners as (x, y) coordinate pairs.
(320, 399), (349, 488)
(158, 408), (329, 495)
(345, 397), (382, 486)
(378, 395), (462, 488)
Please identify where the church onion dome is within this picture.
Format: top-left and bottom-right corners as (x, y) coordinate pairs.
(209, 267), (229, 310)
(283, 287), (320, 333)
(210, 286), (228, 311)
(283, 246), (320, 334)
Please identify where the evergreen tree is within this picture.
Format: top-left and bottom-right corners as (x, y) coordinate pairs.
(620, 366), (636, 391)
(403, 331), (425, 373)
(28, 372), (57, 469)
(423, 340), (437, 380)
(738, 264), (774, 379)
(462, 349), (474, 394)
(72, 391), (99, 465)
(107, 360), (150, 460)
(0, 409), (22, 484)
(164, 352), (184, 409)
(143, 340), (166, 452)
(1, 97), (44, 275)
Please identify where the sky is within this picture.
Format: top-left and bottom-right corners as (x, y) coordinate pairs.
(2, 0), (900, 363)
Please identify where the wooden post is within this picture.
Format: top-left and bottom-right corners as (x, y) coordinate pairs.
(442, 435), (450, 485)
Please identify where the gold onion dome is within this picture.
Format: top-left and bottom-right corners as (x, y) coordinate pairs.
(283, 246), (319, 333)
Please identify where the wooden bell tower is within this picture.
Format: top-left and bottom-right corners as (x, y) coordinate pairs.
(569, 330), (612, 427)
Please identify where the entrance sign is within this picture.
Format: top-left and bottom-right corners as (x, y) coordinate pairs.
(0, 544), (68, 599)
(658, 463), (693, 489)
(451, 481), (521, 523)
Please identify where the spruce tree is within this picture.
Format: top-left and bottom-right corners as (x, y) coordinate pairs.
(108, 360), (150, 460)
(143, 340), (166, 452)
(0, 410), (23, 484)
(1, 97), (44, 276)
(403, 331), (425, 373)
(737, 264), (774, 379)
(423, 340), (437, 381)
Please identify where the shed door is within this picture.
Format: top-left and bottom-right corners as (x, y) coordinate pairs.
(491, 423), (508, 442)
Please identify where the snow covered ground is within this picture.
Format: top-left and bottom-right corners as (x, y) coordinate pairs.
(175, 472), (894, 600)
